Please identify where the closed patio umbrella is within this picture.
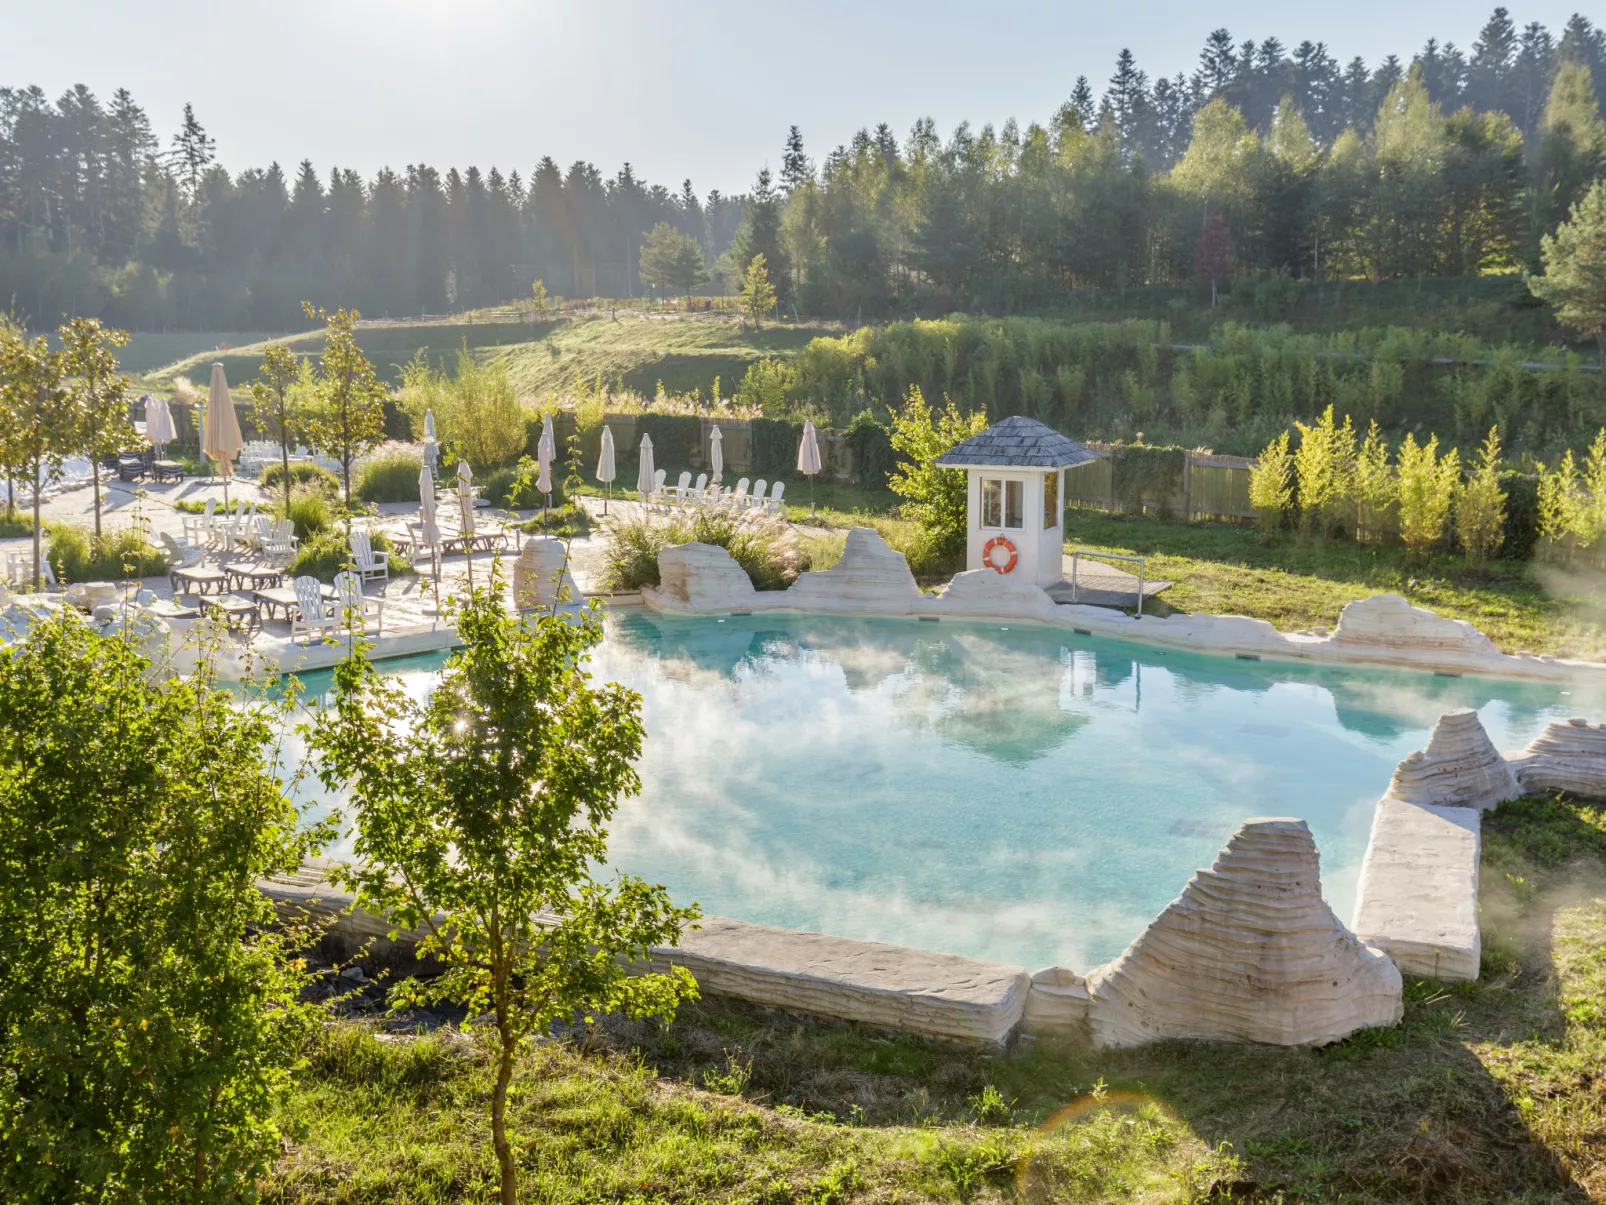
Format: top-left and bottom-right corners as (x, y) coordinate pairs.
(204, 363), (244, 507)
(537, 412), (555, 515)
(418, 464), (441, 612)
(422, 409), (439, 475)
(709, 424), (723, 487)
(143, 394), (176, 458)
(456, 461), (476, 585)
(797, 418), (822, 516)
(636, 433), (655, 503)
(597, 425), (616, 515)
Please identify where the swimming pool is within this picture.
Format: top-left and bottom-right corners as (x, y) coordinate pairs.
(286, 612), (1596, 971)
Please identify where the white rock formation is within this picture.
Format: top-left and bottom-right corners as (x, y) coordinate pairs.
(512, 537), (581, 611)
(1508, 718), (1606, 799)
(936, 569), (1062, 622)
(649, 542), (758, 612)
(1385, 709), (1521, 811)
(0, 596), (63, 643)
(1330, 593), (1499, 657)
(1021, 965), (1090, 1038)
(1084, 817), (1403, 1047)
(786, 527), (923, 611)
(1352, 798), (1482, 980)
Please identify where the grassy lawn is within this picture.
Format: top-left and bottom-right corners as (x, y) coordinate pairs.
(267, 793), (1606, 1203)
(1061, 511), (1606, 661)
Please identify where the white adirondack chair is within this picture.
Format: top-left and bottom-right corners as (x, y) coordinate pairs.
(348, 531), (389, 583)
(159, 531), (204, 568)
(668, 471), (691, 503)
(763, 480), (786, 514)
(724, 478), (749, 510)
(290, 575), (340, 643)
(746, 479), (768, 511)
(262, 519), (299, 563)
(333, 570), (383, 634)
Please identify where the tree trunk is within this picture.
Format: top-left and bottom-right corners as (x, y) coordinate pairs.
(31, 467), (42, 591)
(281, 441), (292, 514)
(492, 990), (517, 1205)
(92, 463), (103, 540)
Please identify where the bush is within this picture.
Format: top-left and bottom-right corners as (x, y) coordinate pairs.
(751, 417), (804, 477)
(1110, 443), (1187, 517)
(260, 461), (340, 499)
(285, 528), (407, 583)
(636, 413), (702, 470)
(844, 410), (894, 489)
(0, 508), (35, 537)
(483, 457), (562, 508)
(355, 451), (423, 503)
(1501, 471), (1541, 561)
(281, 489), (333, 540)
(601, 512), (805, 592)
(172, 497), (248, 515)
(46, 523), (167, 583)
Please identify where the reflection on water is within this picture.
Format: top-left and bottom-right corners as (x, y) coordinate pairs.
(289, 612), (1598, 972)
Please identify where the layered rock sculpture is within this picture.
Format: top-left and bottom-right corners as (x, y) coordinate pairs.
(512, 537), (580, 611)
(1021, 965), (1090, 1039)
(786, 527), (923, 611)
(1385, 709), (1521, 811)
(649, 542), (757, 611)
(936, 568), (1061, 622)
(1329, 593), (1499, 657)
(1084, 818), (1403, 1047)
(1509, 718), (1606, 799)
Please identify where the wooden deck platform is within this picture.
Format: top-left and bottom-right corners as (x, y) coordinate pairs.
(1044, 555), (1174, 611)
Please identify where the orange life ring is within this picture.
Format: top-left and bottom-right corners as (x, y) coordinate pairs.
(982, 536), (1018, 574)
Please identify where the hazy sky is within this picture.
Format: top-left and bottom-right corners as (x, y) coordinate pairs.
(5, 1), (1587, 195)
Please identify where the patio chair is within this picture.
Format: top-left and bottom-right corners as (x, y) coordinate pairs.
(762, 480), (786, 515)
(348, 531), (389, 584)
(746, 479), (768, 511)
(290, 575), (340, 643)
(668, 471), (691, 503)
(691, 472), (708, 502)
(724, 478), (749, 510)
(5, 551), (57, 589)
(651, 468), (667, 503)
(262, 519), (299, 563)
(159, 531), (204, 569)
(333, 570), (383, 634)
(248, 515), (272, 551)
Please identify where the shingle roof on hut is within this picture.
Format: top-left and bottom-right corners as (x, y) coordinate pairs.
(934, 415), (1097, 469)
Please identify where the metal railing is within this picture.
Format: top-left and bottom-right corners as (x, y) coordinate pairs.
(1067, 549), (1148, 617)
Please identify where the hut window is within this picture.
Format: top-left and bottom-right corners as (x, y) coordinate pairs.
(981, 478), (1002, 527)
(1003, 479), (1023, 529)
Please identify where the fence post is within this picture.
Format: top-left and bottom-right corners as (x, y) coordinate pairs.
(1181, 451), (1193, 523)
(1106, 453), (1117, 514)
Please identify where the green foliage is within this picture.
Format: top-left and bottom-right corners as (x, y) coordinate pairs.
(843, 410), (894, 488)
(735, 358), (798, 415)
(0, 318), (73, 589)
(0, 611), (326, 1202)
(249, 343), (303, 510)
(1456, 427), (1507, 565)
(1529, 178), (1606, 362)
(58, 317), (135, 539)
(602, 512), (805, 592)
(399, 343), (526, 472)
(1500, 470), (1541, 560)
(259, 459), (340, 498)
(635, 413), (702, 469)
(1249, 430), (1294, 535)
(281, 489), (333, 541)
(638, 221), (710, 298)
(1110, 443), (1186, 517)
(482, 457), (557, 509)
(1292, 405), (1357, 536)
(750, 416), (804, 477)
(355, 450), (424, 503)
(284, 528), (349, 582)
(887, 388), (989, 565)
(1395, 433), (1461, 564)
(44, 522), (166, 583)
(298, 303), (389, 509)
(308, 576), (698, 1205)
(739, 253), (777, 329)
(0, 507), (33, 537)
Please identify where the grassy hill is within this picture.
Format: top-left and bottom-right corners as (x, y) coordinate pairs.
(140, 314), (837, 400)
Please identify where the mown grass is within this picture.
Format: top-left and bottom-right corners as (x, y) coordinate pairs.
(268, 793), (1606, 1203)
(1061, 511), (1606, 660)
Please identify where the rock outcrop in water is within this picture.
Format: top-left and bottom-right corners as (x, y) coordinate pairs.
(786, 527), (922, 611)
(1084, 817), (1403, 1047)
(1509, 718), (1606, 799)
(1384, 709), (1521, 811)
(513, 537), (580, 612)
(650, 542), (757, 611)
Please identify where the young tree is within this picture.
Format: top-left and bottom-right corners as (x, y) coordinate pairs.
(1353, 420), (1398, 541)
(1537, 447), (1583, 559)
(739, 253), (777, 330)
(58, 318), (135, 541)
(638, 221), (711, 302)
(1292, 404), (1355, 537)
(1528, 178), (1606, 364)
(1249, 430), (1295, 538)
(887, 386), (989, 563)
(1396, 432), (1461, 564)
(1456, 426), (1507, 565)
(298, 304), (388, 520)
(0, 611), (327, 1202)
(310, 578), (698, 1205)
(0, 322), (74, 590)
(249, 343), (302, 513)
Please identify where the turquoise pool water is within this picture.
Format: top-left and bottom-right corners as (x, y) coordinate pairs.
(286, 613), (1599, 971)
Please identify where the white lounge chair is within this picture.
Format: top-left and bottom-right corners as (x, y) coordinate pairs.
(724, 478), (749, 510)
(333, 570), (383, 634)
(348, 531), (389, 583)
(248, 515), (272, 551)
(290, 575), (340, 643)
(746, 479), (768, 511)
(182, 501), (213, 549)
(667, 471), (691, 503)
(159, 531), (204, 568)
(650, 467), (667, 504)
(690, 472), (709, 503)
(762, 480), (786, 515)
(262, 519), (299, 563)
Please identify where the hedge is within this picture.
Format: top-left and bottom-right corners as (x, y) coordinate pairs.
(844, 411), (894, 488)
(751, 417), (803, 478)
(636, 414), (702, 469)
(1110, 444), (1186, 516)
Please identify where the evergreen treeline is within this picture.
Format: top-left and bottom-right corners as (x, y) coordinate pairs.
(3, 8), (1605, 330)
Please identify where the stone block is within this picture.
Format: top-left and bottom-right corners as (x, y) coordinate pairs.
(649, 542), (758, 612)
(786, 527), (923, 612)
(936, 569), (1062, 621)
(1352, 798), (1482, 981)
(513, 538), (580, 610)
(1021, 965), (1090, 1039)
(1330, 593), (1498, 656)
(1085, 817), (1403, 1047)
(1508, 718), (1606, 800)
(1385, 709), (1521, 811)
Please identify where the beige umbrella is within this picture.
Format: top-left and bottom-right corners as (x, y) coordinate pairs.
(797, 419), (822, 516)
(537, 412), (555, 519)
(709, 424), (724, 486)
(456, 460), (477, 585)
(418, 464), (441, 612)
(204, 363), (244, 507)
(636, 433), (655, 502)
(597, 425), (616, 515)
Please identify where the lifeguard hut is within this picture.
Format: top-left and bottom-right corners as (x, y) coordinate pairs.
(934, 415), (1097, 587)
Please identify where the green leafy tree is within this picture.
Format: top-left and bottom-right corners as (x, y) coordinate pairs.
(887, 386), (988, 563)
(1396, 432), (1460, 564)
(0, 321), (74, 589)
(0, 611), (328, 1202)
(398, 343), (524, 472)
(1537, 448), (1583, 559)
(1292, 404), (1356, 537)
(1529, 179), (1606, 365)
(739, 253), (778, 330)
(638, 221), (711, 302)
(308, 578), (698, 1205)
(530, 278), (549, 317)
(249, 343), (303, 513)
(1249, 430), (1295, 538)
(1353, 420), (1398, 542)
(59, 318), (135, 541)
(298, 304), (388, 520)
(1455, 426), (1507, 565)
